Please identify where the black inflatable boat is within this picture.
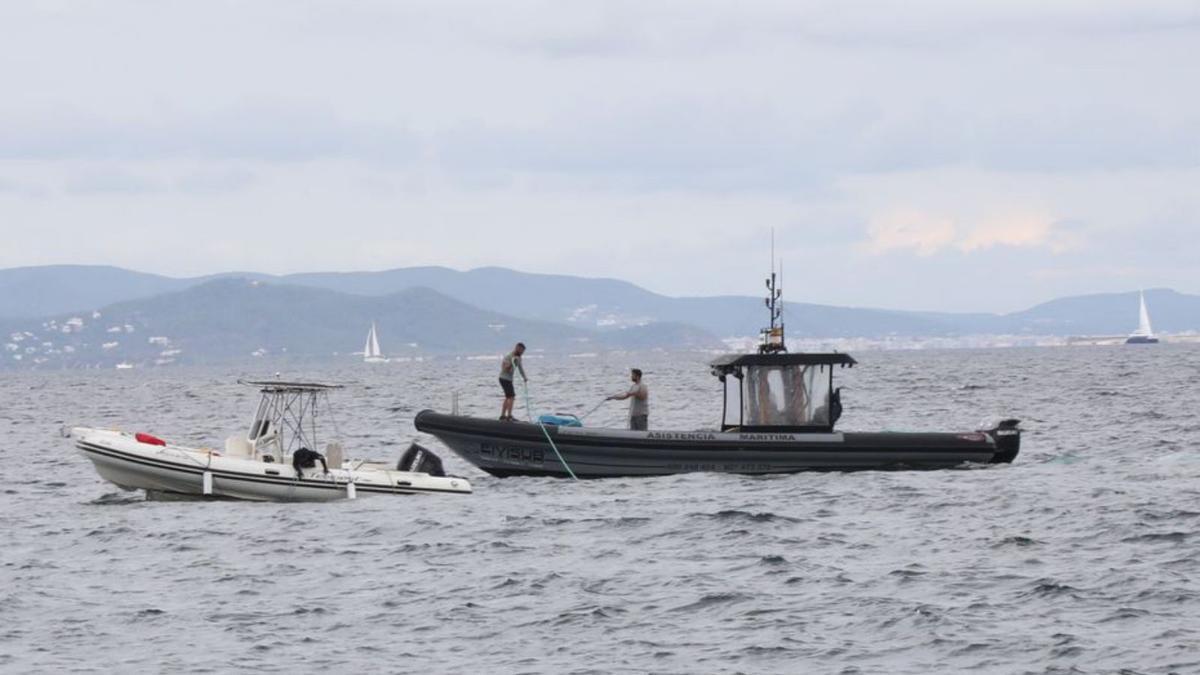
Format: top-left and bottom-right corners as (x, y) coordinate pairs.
(415, 267), (1021, 479)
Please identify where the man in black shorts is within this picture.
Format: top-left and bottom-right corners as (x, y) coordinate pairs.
(498, 342), (527, 421)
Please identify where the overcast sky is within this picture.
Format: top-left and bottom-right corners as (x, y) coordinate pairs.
(1, 1), (1197, 312)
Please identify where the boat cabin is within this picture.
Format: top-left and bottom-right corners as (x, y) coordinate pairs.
(227, 380), (345, 465)
(710, 352), (856, 432)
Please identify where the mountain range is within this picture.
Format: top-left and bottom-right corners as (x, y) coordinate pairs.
(0, 278), (717, 369)
(1, 264), (1197, 369)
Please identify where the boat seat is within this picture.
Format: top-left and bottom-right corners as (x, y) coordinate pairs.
(324, 442), (344, 469)
(224, 435), (255, 459)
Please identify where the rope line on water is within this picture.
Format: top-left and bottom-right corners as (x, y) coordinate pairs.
(520, 377), (579, 481)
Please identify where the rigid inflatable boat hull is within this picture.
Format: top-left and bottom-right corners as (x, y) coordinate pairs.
(74, 428), (471, 501)
(414, 411), (1019, 478)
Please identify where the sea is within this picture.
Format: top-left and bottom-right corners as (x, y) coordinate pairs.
(2, 345), (1198, 674)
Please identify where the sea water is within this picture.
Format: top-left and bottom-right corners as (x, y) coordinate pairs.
(1, 346), (1198, 673)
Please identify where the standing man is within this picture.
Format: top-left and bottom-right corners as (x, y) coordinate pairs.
(608, 368), (649, 430)
(498, 342), (527, 421)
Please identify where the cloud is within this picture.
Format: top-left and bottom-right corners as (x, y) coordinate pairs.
(864, 210), (956, 256)
(0, 104), (418, 164)
(2, 3), (1196, 180)
(63, 169), (167, 195)
(863, 208), (1082, 256)
(958, 214), (1080, 253)
(1, 1), (1198, 312)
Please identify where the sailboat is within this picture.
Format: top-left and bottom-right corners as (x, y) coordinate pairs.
(1125, 291), (1160, 344)
(363, 322), (388, 362)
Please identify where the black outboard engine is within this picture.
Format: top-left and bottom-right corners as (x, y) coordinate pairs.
(398, 442), (446, 477)
(985, 419), (1022, 464)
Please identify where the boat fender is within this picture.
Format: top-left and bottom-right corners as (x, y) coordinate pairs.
(398, 443), (446, 477)
(135, 432), (167, 446)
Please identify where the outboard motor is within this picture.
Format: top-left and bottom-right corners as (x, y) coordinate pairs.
(398, 442), (446, 477)
(985, 419), (1022, 464)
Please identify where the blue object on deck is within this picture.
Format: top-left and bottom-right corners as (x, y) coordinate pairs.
(537, 414), (583, 427)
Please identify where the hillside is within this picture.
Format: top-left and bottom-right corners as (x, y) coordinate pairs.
(0, 279), (722, 369)
(2, 265), (1197, 340)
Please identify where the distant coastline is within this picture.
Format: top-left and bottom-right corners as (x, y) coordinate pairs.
(3, 265), (1199, 370)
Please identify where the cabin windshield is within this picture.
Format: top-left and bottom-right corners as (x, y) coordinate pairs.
(744, 365), (832, 427)
(720, 364), (836, 430)
(711, 352), (853, 431)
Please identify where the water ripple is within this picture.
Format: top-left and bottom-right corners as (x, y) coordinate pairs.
(3, 346), (1200, 672)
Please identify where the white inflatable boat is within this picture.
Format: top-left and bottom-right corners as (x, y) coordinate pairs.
(70, 380), (471, 501)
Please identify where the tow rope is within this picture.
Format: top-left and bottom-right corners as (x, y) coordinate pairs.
(520, 377), (579, 481)
(577, 398), (610, 421)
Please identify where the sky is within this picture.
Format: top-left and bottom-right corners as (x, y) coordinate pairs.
(1, 0), (1198, 312)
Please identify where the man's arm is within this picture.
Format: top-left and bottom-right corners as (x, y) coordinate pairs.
(609, 384), (637, 401)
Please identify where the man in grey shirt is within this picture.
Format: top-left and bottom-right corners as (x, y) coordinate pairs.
(608, 368), (649, 430)
(498, 342), (527, 421)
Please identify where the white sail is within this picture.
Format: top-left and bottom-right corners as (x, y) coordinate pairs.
(1134, 291), (1154, 337)
(369, 324), (382, 357)
(364, 322), (384, 361)
(1138, 292), (1153, 335)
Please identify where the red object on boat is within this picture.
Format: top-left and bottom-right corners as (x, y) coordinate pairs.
(135, 432), (167, 446)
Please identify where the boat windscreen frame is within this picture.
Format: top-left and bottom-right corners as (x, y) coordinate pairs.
(242, 382), (344, 460)
(716, 367), (745, 430)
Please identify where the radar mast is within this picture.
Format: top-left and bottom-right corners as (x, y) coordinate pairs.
(760, 231), (786, 354)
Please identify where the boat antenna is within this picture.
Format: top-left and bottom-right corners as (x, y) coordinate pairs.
(760, 230), (786, 354)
